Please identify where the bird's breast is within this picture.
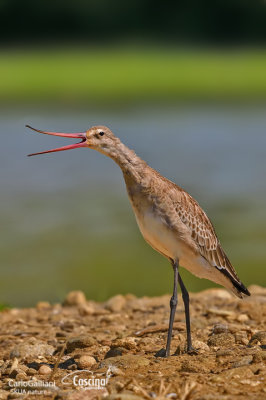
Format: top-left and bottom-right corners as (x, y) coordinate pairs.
(126, 181), (199, 264)
(133, 205), (183, 260)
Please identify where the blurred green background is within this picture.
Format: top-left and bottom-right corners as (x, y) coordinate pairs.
(1, 1), (266, 307)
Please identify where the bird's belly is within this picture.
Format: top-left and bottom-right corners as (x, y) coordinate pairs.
(135, 210), (183, 259)
(135, 209), (213, 277)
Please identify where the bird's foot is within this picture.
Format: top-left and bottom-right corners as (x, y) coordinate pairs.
(154, 348), (169, 358)
(173, 344), (199, 356)
(187, 346), (198, 355)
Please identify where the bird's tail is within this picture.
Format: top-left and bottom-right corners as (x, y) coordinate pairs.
(230, 278), (250, 299)
(213, 246), (251, 299)
(216, 263), (250, 298)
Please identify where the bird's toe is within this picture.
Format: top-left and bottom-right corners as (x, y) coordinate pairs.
(155, 348), (168, 358)
(187, 346), (199, 355)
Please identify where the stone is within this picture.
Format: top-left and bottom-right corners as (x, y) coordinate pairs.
(9, 358), (18, 374)
(212, 324), (228, 334)
(39, 365), (52, 375)
(78, 303), (95, 316)
(216, 349), (232, 357)
(77, 355), (96, 369)
(207, 333), (235, 347)
(113, 337), (137, 350)
(64, 291), (87, 306)
(10, 342), (55, 359)
(67, 336), (97, 352)
(36, 301), (51, 310)
(181, 359), (209, 373)
(249, 331), (266, 346)
(252, 352), (263, 363)
(195, 288), (232, 300)
(248, 285), (266, 296)
(231, 355), (253, 368)
(104, 347), (124, 359)
(207, 308), (235, 317)
(15, 372), (27, 380)
(27, 368), (37, 376)
(101, 354), (150, 369)
(234, 331), (249, 345)
(9, 368), (23, 378)
(193, 340), (210, 353)
(105, 295), (126, 312)
(0, 390), (8, 400)
(107, 365), (125, 376)
(237, 314), (249, 323)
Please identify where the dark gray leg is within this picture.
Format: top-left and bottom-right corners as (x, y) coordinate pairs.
(178, 274), (196, 353)
(178, 274), (192, 351)
(155, 260), (178, 357)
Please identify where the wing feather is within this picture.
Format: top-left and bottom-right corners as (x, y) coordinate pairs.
(176, 190), (240, 282)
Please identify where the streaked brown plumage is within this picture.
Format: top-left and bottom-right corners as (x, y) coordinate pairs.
(27, 124), (250, 357)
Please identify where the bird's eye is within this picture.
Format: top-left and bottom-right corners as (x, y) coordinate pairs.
(99, 131), (105, 136)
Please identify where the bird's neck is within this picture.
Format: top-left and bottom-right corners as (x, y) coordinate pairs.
(107, 140), (147, 181)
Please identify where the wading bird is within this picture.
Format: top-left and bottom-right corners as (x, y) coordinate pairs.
(27, 124), (250, 357)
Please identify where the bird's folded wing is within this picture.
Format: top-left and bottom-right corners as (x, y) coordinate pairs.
(176, 190), (240, 282)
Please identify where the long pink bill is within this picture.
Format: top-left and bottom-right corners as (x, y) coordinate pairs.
(26, 125), (87, 157)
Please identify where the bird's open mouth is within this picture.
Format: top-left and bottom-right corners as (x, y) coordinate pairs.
(26, 125), (87, 156)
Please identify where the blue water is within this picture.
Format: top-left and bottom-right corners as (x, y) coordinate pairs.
(1, 105), (266, 306)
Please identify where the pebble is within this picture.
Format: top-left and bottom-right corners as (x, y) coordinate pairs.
(231, 355), (253, 368)
(252, 352), (263, 363)
(67, 335), (97, 352)
(181, 359), (209, 373)
(93, 345), (110, 358)
(77, 355), (96, 369)
(9, 358), (18, 374)
(113, 337), (137, 350)
(249, 331), (266, 346)
(9, 368), (23, 378)
(212, 324), (228, 334)
(0, 390), (8, 400)
(10, 342), (55, 359)
(78, 303), (95, 316)
(27, 368), (37, 376)
(237, 314), (249, 323)
(196, 288), (232, 300)
(107, 365), (125, 376)
(36, 301), (51, 310)
(193, 340), (210, 353)
(105, 347), (124, 359)
(216, 349), (232, 357)
(39, 365), (52, 375)
(67, 364), (77, 370)
(207, 308), (235, 317)
(16, 372), (27, 380)
(105, 295), (126, 312)
(60, 322), (75, 332)
(63, 291), (87, 306)
(235, 331), (249, 345)
(207, 333), (235, 347)
(248, 285), (266, 296)
(56, 331), (67, 338)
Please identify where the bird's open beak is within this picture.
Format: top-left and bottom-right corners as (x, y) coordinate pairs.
(26, 125), (88, 156)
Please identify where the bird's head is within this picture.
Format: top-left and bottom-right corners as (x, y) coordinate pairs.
(27, 125), (119, 157)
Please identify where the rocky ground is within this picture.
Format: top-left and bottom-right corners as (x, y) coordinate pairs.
(0, 286), (265, 400)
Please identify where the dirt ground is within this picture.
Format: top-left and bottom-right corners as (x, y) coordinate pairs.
(0, 285), (265, 400)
